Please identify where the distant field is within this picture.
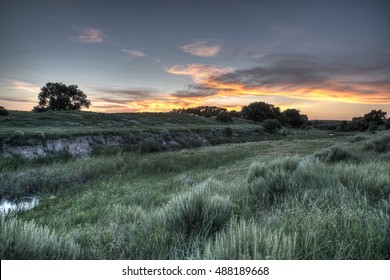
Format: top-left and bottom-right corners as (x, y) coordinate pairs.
(1, 111), (389, 260)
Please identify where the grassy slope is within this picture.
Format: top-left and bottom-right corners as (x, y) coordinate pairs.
(0, 110), (254, 139)
(1, 112), (389, 260)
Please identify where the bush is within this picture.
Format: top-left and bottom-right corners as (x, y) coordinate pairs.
(34, 131), (46, 139)
(0, 218), (81, 259)
(223, 127), (233, 137)
(216, 112), (232, 123)
(247, 156), (301, 183)
(385, 119), (390, 130)
(262, 119), (282, 133)
(0, 106), (9, 116)
(349, 135), (368, 143)
(363, 135), (390, 153)
(140, 138), (162, 153)
(314, 146), (356, 163)
(161, 182), (232, 238)
(248, 169), (295, 205)
(335, 164), (390, 200)
(368, 124), (378, 134)
(12, 130), (24, 139)
(201, 219), (293, 259)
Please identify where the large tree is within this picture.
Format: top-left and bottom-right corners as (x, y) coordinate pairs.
(363, 109), (387, 125)
(33, 82), (91, 112)
(241, 101), (281, 123)
(281, 108), (308, 128)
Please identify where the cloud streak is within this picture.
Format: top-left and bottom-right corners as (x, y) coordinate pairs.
(181, 40), (222, 57)
(71, 28), (105, 44)
(121, 49), (147, 58)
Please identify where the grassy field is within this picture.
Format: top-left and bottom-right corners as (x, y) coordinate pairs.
(1, 112), (389, 259)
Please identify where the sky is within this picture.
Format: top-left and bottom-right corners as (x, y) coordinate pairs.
(0, 0), (389, 120)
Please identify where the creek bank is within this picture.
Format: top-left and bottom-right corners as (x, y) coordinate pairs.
(1, 128), (277, 158)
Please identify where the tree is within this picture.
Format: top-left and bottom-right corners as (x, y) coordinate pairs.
(281, 109), (308, 128)
(363, 109), (387, 125)
(0, 106), (9, 116)
(172, 106), (227, 117)
(241, 101), (281, 123)
(216, 111), (232, 123)
(33, 82), (91, 112)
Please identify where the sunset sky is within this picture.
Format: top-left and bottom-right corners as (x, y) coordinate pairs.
(1, 0), (389, 119)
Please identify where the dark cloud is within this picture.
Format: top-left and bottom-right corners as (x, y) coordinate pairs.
(93, 88), (158, 102)
(213, 54), (390, 95)
(96, 88), (156, 97)
(170, 89), (217, 98)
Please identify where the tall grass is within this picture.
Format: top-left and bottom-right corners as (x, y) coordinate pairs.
(314, 145), (357, 163)
(363, 135), (390, 153)
(201, 219), (294, 259)
(0, 218), (81, 259)
(0, 155), (125, 198)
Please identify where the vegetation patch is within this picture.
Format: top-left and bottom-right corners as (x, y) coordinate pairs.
(314, 145), (357, 163)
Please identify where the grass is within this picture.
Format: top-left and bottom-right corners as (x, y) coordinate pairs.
(1, 112), (389, 260)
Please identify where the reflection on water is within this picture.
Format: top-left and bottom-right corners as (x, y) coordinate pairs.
(0, 196), (39, 215)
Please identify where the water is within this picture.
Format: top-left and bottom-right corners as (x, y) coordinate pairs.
(0, 196), (39, 215)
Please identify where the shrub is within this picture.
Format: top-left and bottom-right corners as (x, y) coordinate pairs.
(363, 135), (390, 153)
(248, 169), (294, 205)
(262, 119), (282, 133)
(34, 131), (46, 139)
(140, 138), (162, 153)
(0, 106), (9, 116)
(368, 124), (378, 134)
(201, 219), (294, 259)
(161, 182), (232, 238)
(12, 130), (24, 139)
(223, 127), (233, 137)
(314, 146), (356, 163)
(385, 119), (390, 130)
(0, 218), (81, 259)
(335, 164), (390, 200)
(216, 111), (232, 123)
(247, 156), (301, 183)
(349, 135), (368, 143)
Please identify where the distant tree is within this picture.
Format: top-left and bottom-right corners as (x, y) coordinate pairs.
(281, 109), (308, 127)
(229, 110), (241, 118)
(33, 82), (91, 112)
(216, 111), (232, 123)
(262, 119), (282, 133)
(363, 109), (387, 125)
(0, 106), (9, 116)
(172, 106), (227, 117)
(241, 101), (281, 123)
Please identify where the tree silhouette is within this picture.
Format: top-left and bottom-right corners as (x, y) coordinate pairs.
(241, 101), (280, 123)
(33, 82), (91, 112)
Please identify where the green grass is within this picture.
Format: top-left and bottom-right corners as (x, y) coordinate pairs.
(1, 113), (389, 260)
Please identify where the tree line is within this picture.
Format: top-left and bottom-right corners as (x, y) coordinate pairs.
(172, 102), (308, 128)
